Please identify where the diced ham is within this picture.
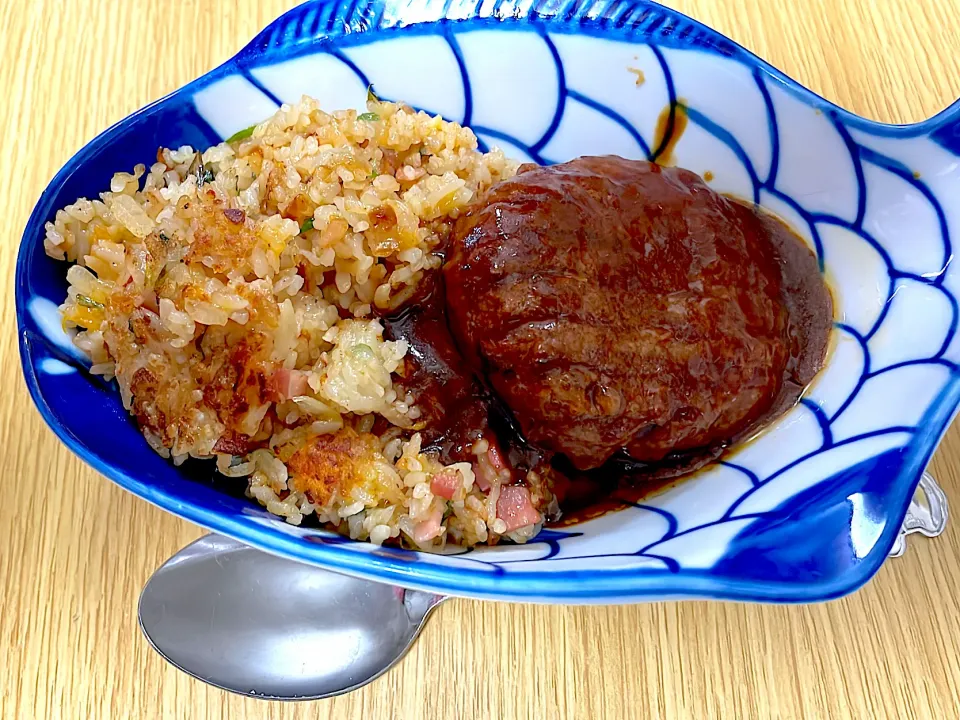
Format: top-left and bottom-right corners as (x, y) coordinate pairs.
(496, 486), (541, 533)
(486, 445), (506, 471)
(223, 208), (246, 224)
(474, 463), (493, 492)
(267, 368), (309, 403)
(412, 507), (444, 545)
(430, 469), (461, 500)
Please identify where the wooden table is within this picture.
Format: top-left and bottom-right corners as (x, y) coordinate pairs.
(2, 1), (959, 717)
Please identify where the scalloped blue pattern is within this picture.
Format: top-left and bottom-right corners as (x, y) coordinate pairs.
(16, 0), (960, 603)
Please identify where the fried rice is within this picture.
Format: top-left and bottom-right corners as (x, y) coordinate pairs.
(43, 95), (550, 550)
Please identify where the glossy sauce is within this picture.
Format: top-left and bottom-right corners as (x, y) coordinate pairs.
(653, 103), (689, 166)
(384, 156), (832, 524)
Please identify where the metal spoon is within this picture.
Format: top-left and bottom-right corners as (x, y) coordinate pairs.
(888, 471), (949, 558)
(138, 534), (445, 700)
(139, 471), (947, 699)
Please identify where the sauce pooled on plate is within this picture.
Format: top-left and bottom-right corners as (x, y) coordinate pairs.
(384, 156), (832, 522)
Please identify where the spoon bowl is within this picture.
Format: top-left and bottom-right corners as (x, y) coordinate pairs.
(138, 534), (444, 700)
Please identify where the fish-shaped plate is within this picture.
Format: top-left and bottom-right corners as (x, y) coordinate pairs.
(17, 0), (960, 603)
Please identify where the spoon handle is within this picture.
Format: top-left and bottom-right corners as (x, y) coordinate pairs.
(889, 471), (948, 558)
(395, 586), (447, 624)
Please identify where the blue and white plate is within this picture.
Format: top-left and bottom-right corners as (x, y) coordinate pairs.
(17, 0), (960, 603)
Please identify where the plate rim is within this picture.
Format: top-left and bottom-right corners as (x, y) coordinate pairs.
(15, 0), (960, 603)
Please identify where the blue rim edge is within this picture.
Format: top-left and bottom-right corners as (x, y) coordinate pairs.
(233, 0), (960, 138)
(15, 0), (960, 603)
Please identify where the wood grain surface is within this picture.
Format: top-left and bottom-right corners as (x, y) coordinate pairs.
(2, 1), (959, 718)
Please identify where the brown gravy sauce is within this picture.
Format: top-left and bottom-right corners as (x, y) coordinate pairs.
(653, 102), (689, 167)
(382, 168), (832, 527)
(551, 202), (833, 526)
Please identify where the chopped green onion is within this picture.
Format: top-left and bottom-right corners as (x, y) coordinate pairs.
(226, 124), (257, 143)
(357, 112), (380, 122)
(76, 295), (104, 309)
(198, 168), (215, 185)
(299, 218), (314, 233)
(368, 169), (379, 180)
(366, 84), (380, 103)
